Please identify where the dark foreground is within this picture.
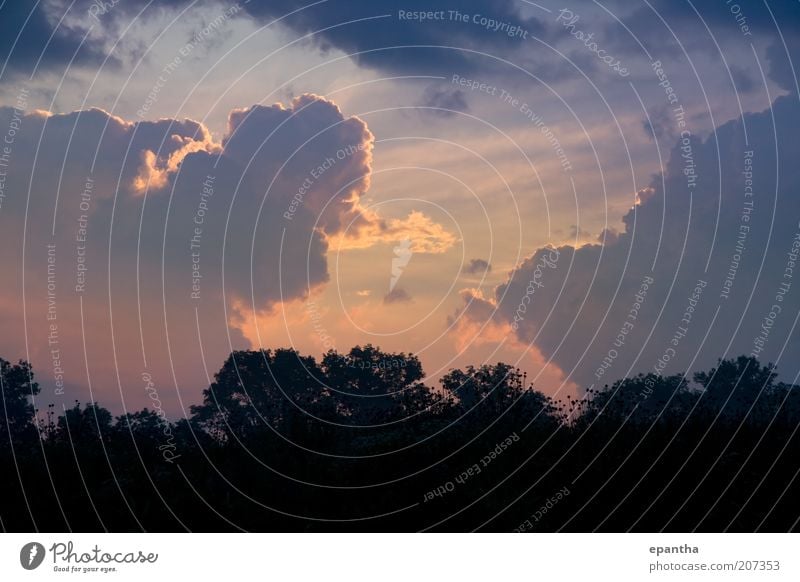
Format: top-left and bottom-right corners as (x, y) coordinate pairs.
(1, 348), (798, 531)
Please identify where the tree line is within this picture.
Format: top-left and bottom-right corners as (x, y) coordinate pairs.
(1, 346), (799, 531)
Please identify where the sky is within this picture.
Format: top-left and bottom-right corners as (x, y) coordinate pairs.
(0, 0), (799, 417)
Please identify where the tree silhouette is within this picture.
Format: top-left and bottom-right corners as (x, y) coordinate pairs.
(0, 358), (39, 444)
(0, 349), (799, 532)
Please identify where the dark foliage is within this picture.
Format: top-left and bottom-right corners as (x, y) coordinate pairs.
(1, 349), (798, 531)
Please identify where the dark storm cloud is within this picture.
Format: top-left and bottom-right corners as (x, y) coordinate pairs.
(2, 0), (549, 77)
(1, 0), (588, 84)
(621, 0), (800, 34)
(0, 1), (109, 76)
(0, 0), (239, 77)
(239, 0), (547, 75)
(601, 0), (800, 92)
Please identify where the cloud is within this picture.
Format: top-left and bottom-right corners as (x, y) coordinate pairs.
(643, 105), (677, 142)
(3, 0), (552, 78)
(4, 0), (629, 93)
(240, 0), (547, 76)
(329, 209), (456, 253)
(383, 287), (413, 304)
(0, 94), (452, 413)
(446, 288), (579, 397)
(730, 65), (758, 94)
(597, 227), (620, 245)
(447, 287), (496, 329)
(621, 0), (800, 35)
(567, 224), (593, 242)
(600, 0), (800, 96)
(767, 36), (800, 94)
(464, 258), (491, 275)
(453, 93), (800, 389)
(418, 86), (469, 118)
(132, 128), (220, 194)
(0, 2), (112, 76)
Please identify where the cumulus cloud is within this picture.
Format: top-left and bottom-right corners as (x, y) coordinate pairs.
(452, 93), (800, 389)
(0, 94), (453, 413)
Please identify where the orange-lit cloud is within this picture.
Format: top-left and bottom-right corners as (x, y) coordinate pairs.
(329, 209), (457, 254)
(132, 130), (220, 194)
(446, 288), (579, 398)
